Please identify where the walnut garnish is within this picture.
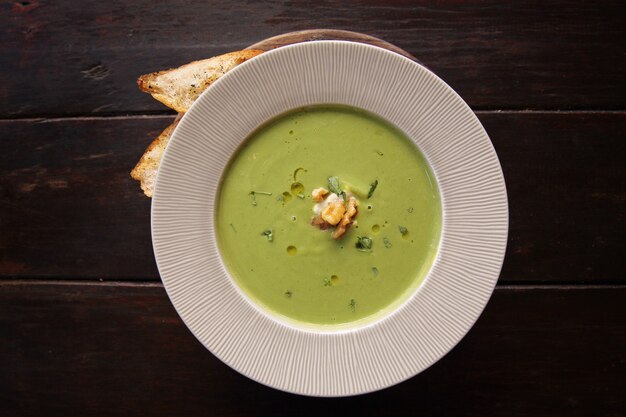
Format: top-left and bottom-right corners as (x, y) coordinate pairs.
(311, 179), (359, 240)
(322, 199), (346, 226)
(332, 196), (359, 239)
(312, 187), (329, 202)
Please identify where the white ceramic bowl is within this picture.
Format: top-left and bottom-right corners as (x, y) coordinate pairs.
(152, 41), (508, 396)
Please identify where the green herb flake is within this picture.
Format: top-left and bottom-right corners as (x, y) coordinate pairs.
(328, 176), (347, 201)
(285, 291), (292, 298)
(349, 299), (356, 312)
(323, 277), (332, 287)
(375, 150), (384, 156)
(355, 236), (373, 252)
(372, 267), (379, 276)
(261, 229), (273, 242)
(367, 180), (379, 199)
(383, 237), (392, 248)
(327, 176), (342, 195)
(399, 226), (408, 236)
(229, 223), (237, 233)
(407, 207), (414, 213)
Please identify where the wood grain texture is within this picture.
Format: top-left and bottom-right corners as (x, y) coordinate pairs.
(1, 0), (625, 117)
(1, 112), (623, 282)
(0, 116), (162, 279)
(0, 281), (624, 416)
(483, 111), (626, 283)
(0, 1), (622, 412)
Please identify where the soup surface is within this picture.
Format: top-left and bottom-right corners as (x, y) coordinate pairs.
(216, 105), (441, 326)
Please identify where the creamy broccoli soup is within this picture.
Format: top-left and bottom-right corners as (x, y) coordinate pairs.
(216, 105), (441, 326)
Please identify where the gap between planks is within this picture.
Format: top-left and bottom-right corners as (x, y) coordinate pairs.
(0, 109), (625, 124)
(0, 279), (624, 290)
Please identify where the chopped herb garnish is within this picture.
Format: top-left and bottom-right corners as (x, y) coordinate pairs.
(323, 277), (332, 287)
(368, 180), (378, 199)
(349, 299), (356, 312)
(375, 150), (384, 156)
(355, 236), (373, 252)
(407, 207), (414, 213)
(399, 226), (408, 236)
(328, 176), (342, 195)
(328, 176), (347, 202)
(261, 229), (273, 242)
(229, 223), (237, 233)
(372, 267), (379, 276)
(383, 237), (392, 248)
(285, 291), (292, 298)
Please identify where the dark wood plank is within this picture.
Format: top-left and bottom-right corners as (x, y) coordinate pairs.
(482, 111), (626, 283)
(0, 281), (624, 416)
(1, 112), (623, 282)
(1, 1), (625, 117)
(0, 116), (164, 279)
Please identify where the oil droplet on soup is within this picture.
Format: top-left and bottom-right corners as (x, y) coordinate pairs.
(290, 182), (304, 196)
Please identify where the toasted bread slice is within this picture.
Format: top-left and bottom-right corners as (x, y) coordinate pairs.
(131, 116), (181, 197)
(137, 49), (263, 113)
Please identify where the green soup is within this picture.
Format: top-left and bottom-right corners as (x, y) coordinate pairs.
(216, 105), (441, 326)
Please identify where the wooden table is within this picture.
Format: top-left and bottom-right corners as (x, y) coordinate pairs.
(1, 2), (624, 415)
